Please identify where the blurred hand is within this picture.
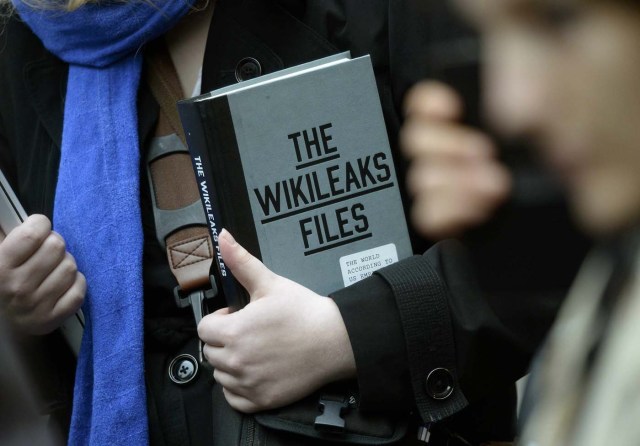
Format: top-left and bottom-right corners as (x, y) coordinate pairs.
(400, 81), (512, 239)
(0, 215), (86, 335)
(198, 229), (356, 413)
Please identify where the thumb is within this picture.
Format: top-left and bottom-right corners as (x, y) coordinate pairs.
(219, 229), (275, 298)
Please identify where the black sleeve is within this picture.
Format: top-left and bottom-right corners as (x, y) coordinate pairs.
(333, 240), (554, 423)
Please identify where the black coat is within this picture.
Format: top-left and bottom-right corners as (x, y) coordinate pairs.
(0, 0), (588, 444)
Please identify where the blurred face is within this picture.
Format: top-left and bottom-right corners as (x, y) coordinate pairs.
(455, 0), (640, 236)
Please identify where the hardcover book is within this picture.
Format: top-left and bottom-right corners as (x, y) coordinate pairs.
(0, 168), (26, 232)
(178, 53), (412, 306)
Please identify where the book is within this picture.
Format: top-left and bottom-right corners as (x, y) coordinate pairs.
(178, 52), (412, 307)
(0, 168), (27, 232)
(0, 168), (85, 355)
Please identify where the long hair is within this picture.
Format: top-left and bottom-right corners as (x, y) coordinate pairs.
(0, 0), (96, 12)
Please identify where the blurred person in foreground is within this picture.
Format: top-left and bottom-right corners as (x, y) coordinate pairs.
(408, 0), (640, 444)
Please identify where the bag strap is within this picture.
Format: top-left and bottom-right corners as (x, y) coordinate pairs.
(144, 41), (216, 330)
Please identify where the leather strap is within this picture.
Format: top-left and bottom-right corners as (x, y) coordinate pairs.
(145, 41), (213, 292)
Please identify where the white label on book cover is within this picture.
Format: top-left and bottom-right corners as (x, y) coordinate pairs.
(340, 243), (398, 286)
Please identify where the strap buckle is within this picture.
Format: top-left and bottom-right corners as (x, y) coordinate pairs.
(315, 395), (349, 432)
(174, 276), (218, 363)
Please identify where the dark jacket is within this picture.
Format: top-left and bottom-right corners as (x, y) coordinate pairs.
(0, 0), (588, 444)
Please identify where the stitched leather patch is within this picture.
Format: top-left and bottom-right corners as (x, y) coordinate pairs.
(169, 236), (212, 269)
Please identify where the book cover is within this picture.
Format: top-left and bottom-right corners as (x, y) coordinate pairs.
(0, 168), (27, 233)
(178, 53), (412, 303)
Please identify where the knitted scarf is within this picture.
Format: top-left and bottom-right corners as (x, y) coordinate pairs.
(13, 1), (193, 444)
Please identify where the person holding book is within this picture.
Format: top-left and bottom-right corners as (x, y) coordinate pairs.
(406, 0), (640, 443)
(0, 0), (585, 445)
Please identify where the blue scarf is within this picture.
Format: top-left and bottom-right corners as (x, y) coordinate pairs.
(13, 1), (193, 444)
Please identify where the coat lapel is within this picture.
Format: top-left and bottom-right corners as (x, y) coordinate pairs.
(23, 56), (67, 150)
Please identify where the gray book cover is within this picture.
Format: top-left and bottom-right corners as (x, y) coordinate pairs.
(0, 169), (26, 233)
(180, 54), (412, 297)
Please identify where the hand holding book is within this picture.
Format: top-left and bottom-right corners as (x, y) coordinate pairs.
(198, 229), (356, 413)
(0, 169), (85, 350)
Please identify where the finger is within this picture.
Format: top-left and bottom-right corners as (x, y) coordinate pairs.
(219, 229), (276, 297)
(213, 367), (246, 394)
(37, 272), (86, 335)
(49, 272), (86, 317)
(222, 387), (259, 414)
(410, 197), (468, 239)
(400, 118), (495, 161)
(0, 215), (52, 267)
(411, 191), (491, 239)
(34, 252), (81, 305)
(0, 237), (67, 306)
(407, 157), (510, 200)
(403, 81), (463, 120)
(197, 309), (232, 346)
(405, 158), (469, 197)
(18, 231), (67, 287)
(201, 343), (235, 373)
(409, 163), (511, 238)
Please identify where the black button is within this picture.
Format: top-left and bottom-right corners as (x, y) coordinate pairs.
(235, 57), (262, 82)
(425, 368), (454, 400)
(168, 354), (199, 385)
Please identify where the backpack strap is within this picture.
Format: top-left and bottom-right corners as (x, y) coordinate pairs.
(145, 41), (216, 340)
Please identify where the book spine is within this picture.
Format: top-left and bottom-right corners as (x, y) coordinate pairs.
(207, 97), (262, 263)
(178, 101), (247, 311)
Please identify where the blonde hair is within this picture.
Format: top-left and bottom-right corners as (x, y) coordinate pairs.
(62, 0), (94, 10)
(0, 0), (96, 11)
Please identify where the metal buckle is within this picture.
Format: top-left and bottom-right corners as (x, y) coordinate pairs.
(315, 395), (349, 432)
(174, 276), (218, 364)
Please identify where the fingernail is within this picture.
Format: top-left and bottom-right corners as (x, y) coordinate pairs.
(220, 228), (236, 246)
